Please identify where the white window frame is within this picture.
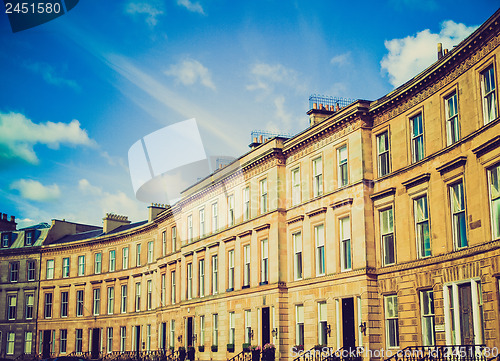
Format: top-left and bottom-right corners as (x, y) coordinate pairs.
(445, 91), (460, 145)
(340, 216), (351, 271)
(199, 208), (205, 238)
(338, 145), (348, 187)
(199, 259), (205, 297)
(187, 263), (193, 300)
(293, 232), (302, 280)
(410, 113), (424, 163)
(260, 179), (268, 214)
(260, 239), (268, 284)
(135, 282), (141, 312)
(228, 195), (235, 226)
(450, 181), (467, 249)
(94, 253), (102, 274)
(147, 241), (154, 263)
(377, 131), (390, 177)
(420, 290), (435, 346)
(315, 224), (325, 276)
(292, 167), (301, 206)
(46, 259), (54, 279)
(211, 203), (218, 233)
(93, 288), (101, 316)
(109, 250), (116, 272)
(481, 64), (497, 124)
(296, 305), (304, 346)
(171, 271), (176, 304)
(228, 250), (235, 290)
(122, 247), (129, 270)
(243, 186), (250, 221)
(62, 257), (70, 278)
(212, 255), (218, 295)
(313, 157), (323, 197)
(107, 287), (114, 315)
(243, 245), (250, 288)
(415, 195), (431, 258)
(136, 244), (141, 267)
(381, 207), (396, 266)
(120, 285), (127, 313)
(489, 164), (500, 240)
(385, 295), (399, 348)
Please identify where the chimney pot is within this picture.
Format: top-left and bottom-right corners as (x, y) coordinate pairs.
(2, 214), (6, 220)
(10, 216), (15, 222)
(313, 103), (317, 109)
(438, 43), (443, 59)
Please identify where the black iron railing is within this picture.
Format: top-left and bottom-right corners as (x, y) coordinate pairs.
(227, 349), (252, 361)
(293, 346), (358, 361)
(384, 345), (488, 361)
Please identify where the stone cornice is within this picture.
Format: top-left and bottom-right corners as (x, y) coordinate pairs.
(306, 207), (327, 218)
(436, 156), (467, 175)
(253, 223), (270, 232)
(370, 187), (396, 201)
(330, 198), (353, 209)
(402, 173), (431, 189)
(286, 215), (304, 225)
(472, 135), (500, 157)
(237, 230), (252, 238)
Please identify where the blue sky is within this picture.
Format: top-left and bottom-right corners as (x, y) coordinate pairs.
(0, 0), (498, 228)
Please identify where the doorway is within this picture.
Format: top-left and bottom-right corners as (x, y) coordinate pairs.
(342, 298), (356, 350)
(262, 307), (270, 345)
(91, 328), (100, 359)
(459, 284), (474, 344)
(187, 317), (194, 347)
(42, 330), (51, 359)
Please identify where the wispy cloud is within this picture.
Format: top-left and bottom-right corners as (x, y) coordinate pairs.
(0, 112), (96, 164)
(330, 52), (351, 67)
(10, 179), (61, 202)
(103, 53), (242, 153)
(164, 59), (216, 90)
(125, 1), (164, 27)
(24, 62), (80, 90)
(246, 63), (305, 94)
(381, 20), (477, 87)
(177, 0), (204, 15)
(78, 178), (144, 221)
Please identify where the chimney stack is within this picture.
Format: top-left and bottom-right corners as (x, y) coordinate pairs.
(148, 204), (168, 222)
(438, 43), (443, 59)
(0, 213), (17, 231)
(103, 213), (130, 233)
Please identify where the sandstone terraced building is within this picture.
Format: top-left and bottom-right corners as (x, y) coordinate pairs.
(2, 8), (500, 361)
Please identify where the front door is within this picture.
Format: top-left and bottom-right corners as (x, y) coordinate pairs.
(91, 328), (100, 359)
(135, 326), (141, 353)
(459, 284), (474, 344)
(342, 298), (356, 351)
(187, 317), (193, 347)
(42, 330), (51, 359)
(262, 307), (270, 346)
(161, 322), (167, 350)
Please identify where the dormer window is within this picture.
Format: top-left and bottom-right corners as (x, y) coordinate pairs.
(25, 231), (34, 246)
(2, 233), (11, 247)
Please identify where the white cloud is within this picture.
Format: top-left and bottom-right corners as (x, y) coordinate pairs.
(164, 59), (216, 90)
(330, 52), (351, 67)
(24, 62), (80, 90)
(0, 112), (95, 164)
(177, 0), (204, 14)
(381, 20), (477, 87)
(125, 1), (164, 27)
(78, 179), (145, 222)
(10, 179), (61, 202)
